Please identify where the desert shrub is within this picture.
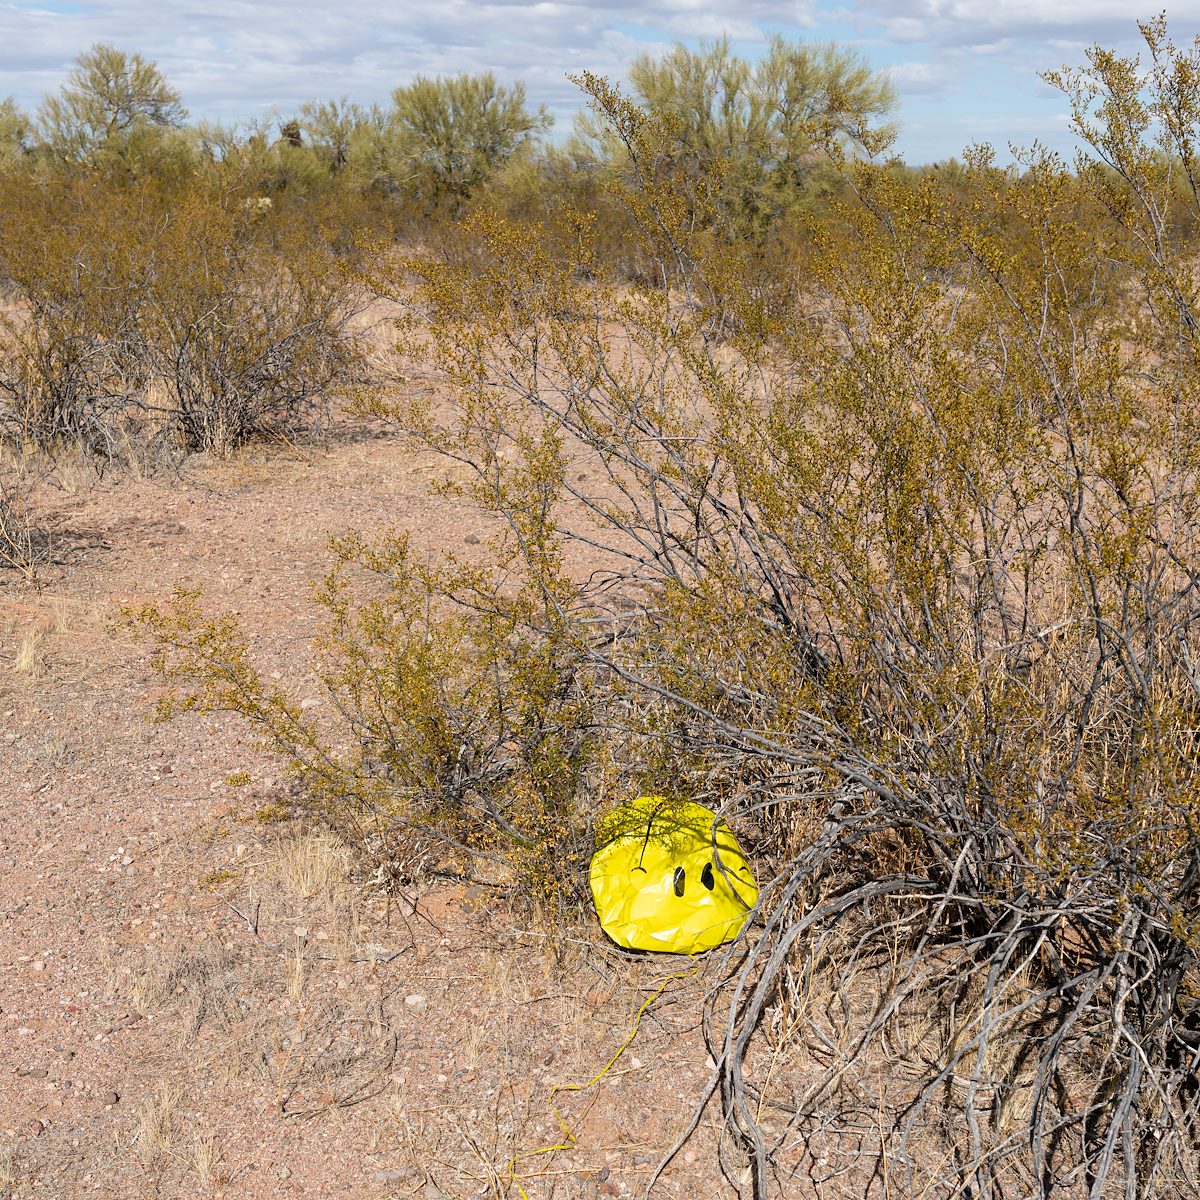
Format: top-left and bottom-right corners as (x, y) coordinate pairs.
(133, 529), (598, 905)
(36, 43), (197, 185)
(386, 72), (551, 212)
(569, 36), (894, 244)
(134, 26), (1200, 1198)
(0, 176), (151, 459)
(138, 190), (366, 455)
(0, 172), (368, 461)
(0, 97), (33, 172)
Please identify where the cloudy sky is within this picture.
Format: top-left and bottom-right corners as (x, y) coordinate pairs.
(0, 1), (1193, 163)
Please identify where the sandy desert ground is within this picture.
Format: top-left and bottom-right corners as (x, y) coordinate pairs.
(0, 404), (789, 1200)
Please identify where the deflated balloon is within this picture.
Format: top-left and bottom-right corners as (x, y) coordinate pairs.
(589, 796), (757, 954)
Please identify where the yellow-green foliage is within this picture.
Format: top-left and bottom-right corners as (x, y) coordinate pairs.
(579, 35), (895, 236)
(0, 172), (367, 459)
(37, 43), (188, 176)
(132, 527), (597, 905)
(386, 72), (551, 211)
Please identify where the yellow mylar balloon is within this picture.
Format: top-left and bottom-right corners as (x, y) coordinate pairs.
(589, 796), (758, 954)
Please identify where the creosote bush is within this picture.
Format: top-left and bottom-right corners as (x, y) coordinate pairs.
(0, 173), (368, 461)
(134, 529), (599, 907)
(135, 21), (1200, 1200)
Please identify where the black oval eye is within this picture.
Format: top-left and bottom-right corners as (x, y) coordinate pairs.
(673, 867), (685, 896)
(701, 862), (715, 891)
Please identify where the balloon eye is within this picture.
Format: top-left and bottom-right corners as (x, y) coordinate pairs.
(673, 867), (685, 897)
(701, 862), (715, 891)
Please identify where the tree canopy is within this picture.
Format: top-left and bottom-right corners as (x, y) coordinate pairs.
(387, 72), (550, 207)
(38, 43), (187, 168)
(577, 36), (896, 230)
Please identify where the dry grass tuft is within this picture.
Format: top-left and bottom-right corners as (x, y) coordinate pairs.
(185, 1129), (222, 1187)
(130, 936), (242, 1037)
(0, 1142), (17, 1199)
(0, 474), (52, 584)
(274, 829), (351, 900)
(39, 730), (75, 770)
(134, 1081), (184, 1166)
(12, 631), (45, 676)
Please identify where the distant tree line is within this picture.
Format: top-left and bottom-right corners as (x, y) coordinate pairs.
(0, 39), (895, 227)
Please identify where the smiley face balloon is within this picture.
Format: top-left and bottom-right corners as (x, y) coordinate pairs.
(589, 796), (758, 954)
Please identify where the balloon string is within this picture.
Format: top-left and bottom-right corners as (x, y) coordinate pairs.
(507, 961), (701, 1198)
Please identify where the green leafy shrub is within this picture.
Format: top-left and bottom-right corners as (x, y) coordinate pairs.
(132, 527), (598, 906)
(139, 191), (366, 455)
(0, 176), (150, 459)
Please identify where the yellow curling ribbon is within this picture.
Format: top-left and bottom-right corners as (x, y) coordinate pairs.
(507, 964), (700, 1199)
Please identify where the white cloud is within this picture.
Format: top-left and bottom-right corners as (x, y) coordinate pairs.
(884, 58), (955, 94)
(854, 1), (1200, 50)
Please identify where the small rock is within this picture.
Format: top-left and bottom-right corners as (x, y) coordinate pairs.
(463, 533), (481, 545)
(683, 1150), (697, 1164)
(17, 1068), (47, 1078)
(27, 1119), (45, 1137)
(404, 994), (427, 1012)
(600, 1185), (620, 1197)
(375, 1168), (414, 1184)
(32, 960), (45, 972)
(595, 1166), (610, 1182)
(278, 1167), (292, 1180)
(300, 698), (322, 710)
(101, 1091), (119, 1106)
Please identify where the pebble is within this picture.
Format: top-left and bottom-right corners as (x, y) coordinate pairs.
(300, 698), (321, 710)
(375, 1168), (414, 1184)
(596, 1166), (610, 1182)
(101, 1091), (119, 1106)
(27, 1119), (45, 1137)
(464, 533), (481, 545)
(278, 1167), (292, 1180)
(404, 994), (427, 1012)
